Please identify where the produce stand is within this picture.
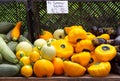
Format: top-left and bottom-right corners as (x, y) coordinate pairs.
(0, 0), (120, 81)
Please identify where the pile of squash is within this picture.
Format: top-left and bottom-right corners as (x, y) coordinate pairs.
(0, 21), (120, 77)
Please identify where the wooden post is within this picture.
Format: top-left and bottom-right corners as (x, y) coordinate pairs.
(31, 0), (40, 40)
(25, 0), (35, 43)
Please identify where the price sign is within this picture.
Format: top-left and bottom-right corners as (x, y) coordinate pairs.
(47, 1), (68, 14)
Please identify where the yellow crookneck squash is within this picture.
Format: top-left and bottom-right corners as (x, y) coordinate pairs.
(68, 27), (87, 44)
(71, 52), (91, 67)
(95, 44), (117, 62)
(11, 21), (22, 41)
(51, 39), (74, 59)
(87, 62), (111, 77)
(75, 39), (95, 53)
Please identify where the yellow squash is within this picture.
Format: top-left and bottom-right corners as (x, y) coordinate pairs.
(87, 51), (99, 67)
(39, 29), (53, 40)
(64, 25), (83, 34)
(86, 32), (96, 40)
(71, 52), (91, 66)
(87, 62), (111, 77)
(51, 39), (74, 59)
(33, 59), (54, 77)
(63, 61), (86, 77)
(95, 44), (117, 62)
(97, 33), (110, 40)
(75, 39), (95, 53)
(68, 28), (87, 44)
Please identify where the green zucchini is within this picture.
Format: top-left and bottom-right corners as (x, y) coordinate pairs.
(0, 22), (15, 34)
(0, 63), (20, 77)
(6, 30), (12, 42)
(0, 36), (18, 64)
(7, 41), (18, 53)
(0, 33), (8, 43)
(0, 53), (3, 63)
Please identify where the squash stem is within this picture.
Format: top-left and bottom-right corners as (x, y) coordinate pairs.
(47, 42), (51, 46)
(40, 29), (45, 35)
(94, 62), (100, 65)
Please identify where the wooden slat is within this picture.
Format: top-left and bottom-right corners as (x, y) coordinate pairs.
(0, 74), (120, 81)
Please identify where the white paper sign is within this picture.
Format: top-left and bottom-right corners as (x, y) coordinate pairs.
(47, 1), (68, 14)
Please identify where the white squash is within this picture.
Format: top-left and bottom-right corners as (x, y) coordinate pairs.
(16, 41), (33, 56)
(53, 29), (66, 40)
(34, 38), (47, 49)
(41, 44), (56, 61)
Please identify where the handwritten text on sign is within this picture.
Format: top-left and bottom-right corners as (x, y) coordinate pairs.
(47, 1), (68, 14)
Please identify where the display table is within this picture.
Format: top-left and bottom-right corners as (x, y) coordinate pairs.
(0, 74), (120, 81)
